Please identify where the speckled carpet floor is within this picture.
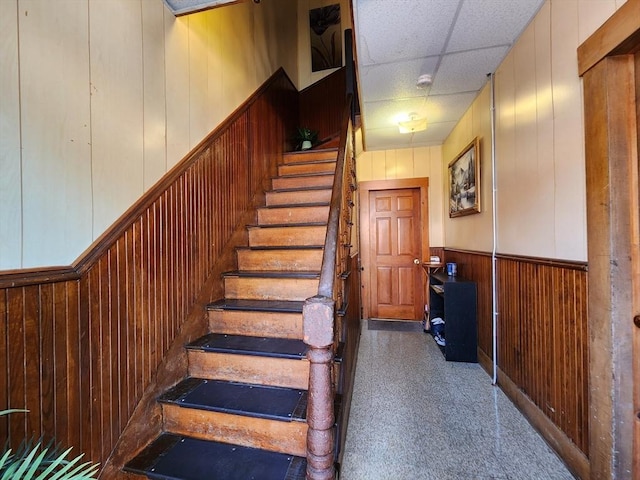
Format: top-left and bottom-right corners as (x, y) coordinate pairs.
(339, 319), (575, 480)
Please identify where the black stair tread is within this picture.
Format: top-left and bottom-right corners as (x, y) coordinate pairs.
(187, 333), (307, 359)
(124, 433), (306, 480)
(222, 270), (320, 279)
(207, 299), (304, 313)
(159, 378), (308, 421)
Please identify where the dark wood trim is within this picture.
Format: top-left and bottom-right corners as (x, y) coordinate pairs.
(579, 5), (640, 477)
(445, 248), (588, 271)
(577, 0), (640, 75)
(0, 266), (79, 288)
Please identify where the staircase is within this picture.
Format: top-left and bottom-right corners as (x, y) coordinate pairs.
(124, 148), (339, 480)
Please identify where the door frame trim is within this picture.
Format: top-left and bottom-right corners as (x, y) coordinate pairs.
(359, 178), (430, 320)
(578, 1), (640, 477)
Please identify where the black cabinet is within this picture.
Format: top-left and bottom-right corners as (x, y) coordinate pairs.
(429, 272), (477, 362)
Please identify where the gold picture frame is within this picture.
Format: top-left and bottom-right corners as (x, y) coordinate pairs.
(448, 137), (480, 217)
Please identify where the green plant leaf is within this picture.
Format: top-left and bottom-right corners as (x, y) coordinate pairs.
(0, 409), (29, 417)
(6, 442), (41, 479)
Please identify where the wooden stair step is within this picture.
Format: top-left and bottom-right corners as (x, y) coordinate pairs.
(272, 173), (334, 190)
(159, 378), (308, 456)
(248, 224), (327, 247)
(282, 148), (337, 164)
(223, 271), (319, 301)
(237, 246), (323, 271)
(278, 160), (336, 177)
(207, 299), (304, 339)
(186, 333), (310, 388)
(187, 333), (307, 360)
(265, 188), (332, 207)
(124, 433), (306, 480)
(258, 204), (329, 226)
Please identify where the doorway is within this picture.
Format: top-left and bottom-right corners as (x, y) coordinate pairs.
(359, 178), (430, 321)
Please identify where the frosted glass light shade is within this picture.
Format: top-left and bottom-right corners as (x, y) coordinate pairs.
(398, 116), (427, 133)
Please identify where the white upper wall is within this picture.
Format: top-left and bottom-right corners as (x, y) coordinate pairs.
(0, 0), (298, 270)
(296, 0), (351, 91)
(356, 142), (445, 248)
(442, 0), (625, 262)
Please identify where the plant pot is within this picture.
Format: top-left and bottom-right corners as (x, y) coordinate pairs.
(301, 140), (312, 150)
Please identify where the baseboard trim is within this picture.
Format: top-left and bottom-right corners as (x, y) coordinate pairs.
(496, 366), (589, 479)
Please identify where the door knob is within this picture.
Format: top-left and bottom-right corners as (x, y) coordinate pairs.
(414, 258), (420, 265)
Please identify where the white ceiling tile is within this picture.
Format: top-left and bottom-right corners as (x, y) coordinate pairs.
(353, 0), (543, 151)
(355, 0), (460, 65)
(430, 46), (508, 95)
(359, 57), (440, 102)
(425, 92), (478, 123)
(446, 0), (545, 53)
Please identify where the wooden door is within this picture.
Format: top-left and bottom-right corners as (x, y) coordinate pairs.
(368, 188), (423, 320)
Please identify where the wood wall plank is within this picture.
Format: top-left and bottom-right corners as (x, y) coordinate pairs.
(0, 69), (299, 469)
(445, 249), (588, 457)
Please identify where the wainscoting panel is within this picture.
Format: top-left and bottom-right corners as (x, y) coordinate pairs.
(299, 67), (346, 143)
(442, 250), (493, 359)
(444, 249), (589, 458)
(498, 257), (589, 455)
(0, 69), (298, 466)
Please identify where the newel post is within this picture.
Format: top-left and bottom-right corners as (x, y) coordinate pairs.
(303, 295), (335, 480)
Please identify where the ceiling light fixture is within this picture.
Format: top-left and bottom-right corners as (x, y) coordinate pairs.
(398, 113), (427, 134)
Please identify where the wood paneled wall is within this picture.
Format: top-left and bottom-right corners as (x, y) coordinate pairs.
(299, 68), (346, 142)
(0, 69), (298, 466)
(444, 249), (589, 457)
(443, 250), (493, 359)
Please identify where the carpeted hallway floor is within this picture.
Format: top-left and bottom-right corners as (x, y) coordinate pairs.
(339, 319), (575, 480)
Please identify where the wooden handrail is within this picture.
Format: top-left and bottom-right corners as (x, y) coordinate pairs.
(303, 94), (354, 480)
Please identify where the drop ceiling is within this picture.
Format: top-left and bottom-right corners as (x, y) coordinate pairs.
(352, 0), (545, 151)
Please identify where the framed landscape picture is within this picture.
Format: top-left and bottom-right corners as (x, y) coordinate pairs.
(449, 137), (480, 217)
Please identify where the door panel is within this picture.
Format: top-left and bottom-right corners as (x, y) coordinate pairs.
(368, 188), (423, 320)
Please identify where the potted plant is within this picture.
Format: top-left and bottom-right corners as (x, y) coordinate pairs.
(0, 409), (100, 479)
(294, 127), (318, 151)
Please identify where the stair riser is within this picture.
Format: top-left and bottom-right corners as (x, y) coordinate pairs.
(278, 162), (336, 176)
(265, 189), (332, 207)
(223, 277), (319, 301)
(208, 309), (303, 339)
(188, 351), (309, 389)
(162, 404), (307, 457)
(272, 175), (334, 190)
(248, 226), (327, 247)
(282, 150), (336, 164)
(237, 249), (323, 272)
(258, 205), (330, 225)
